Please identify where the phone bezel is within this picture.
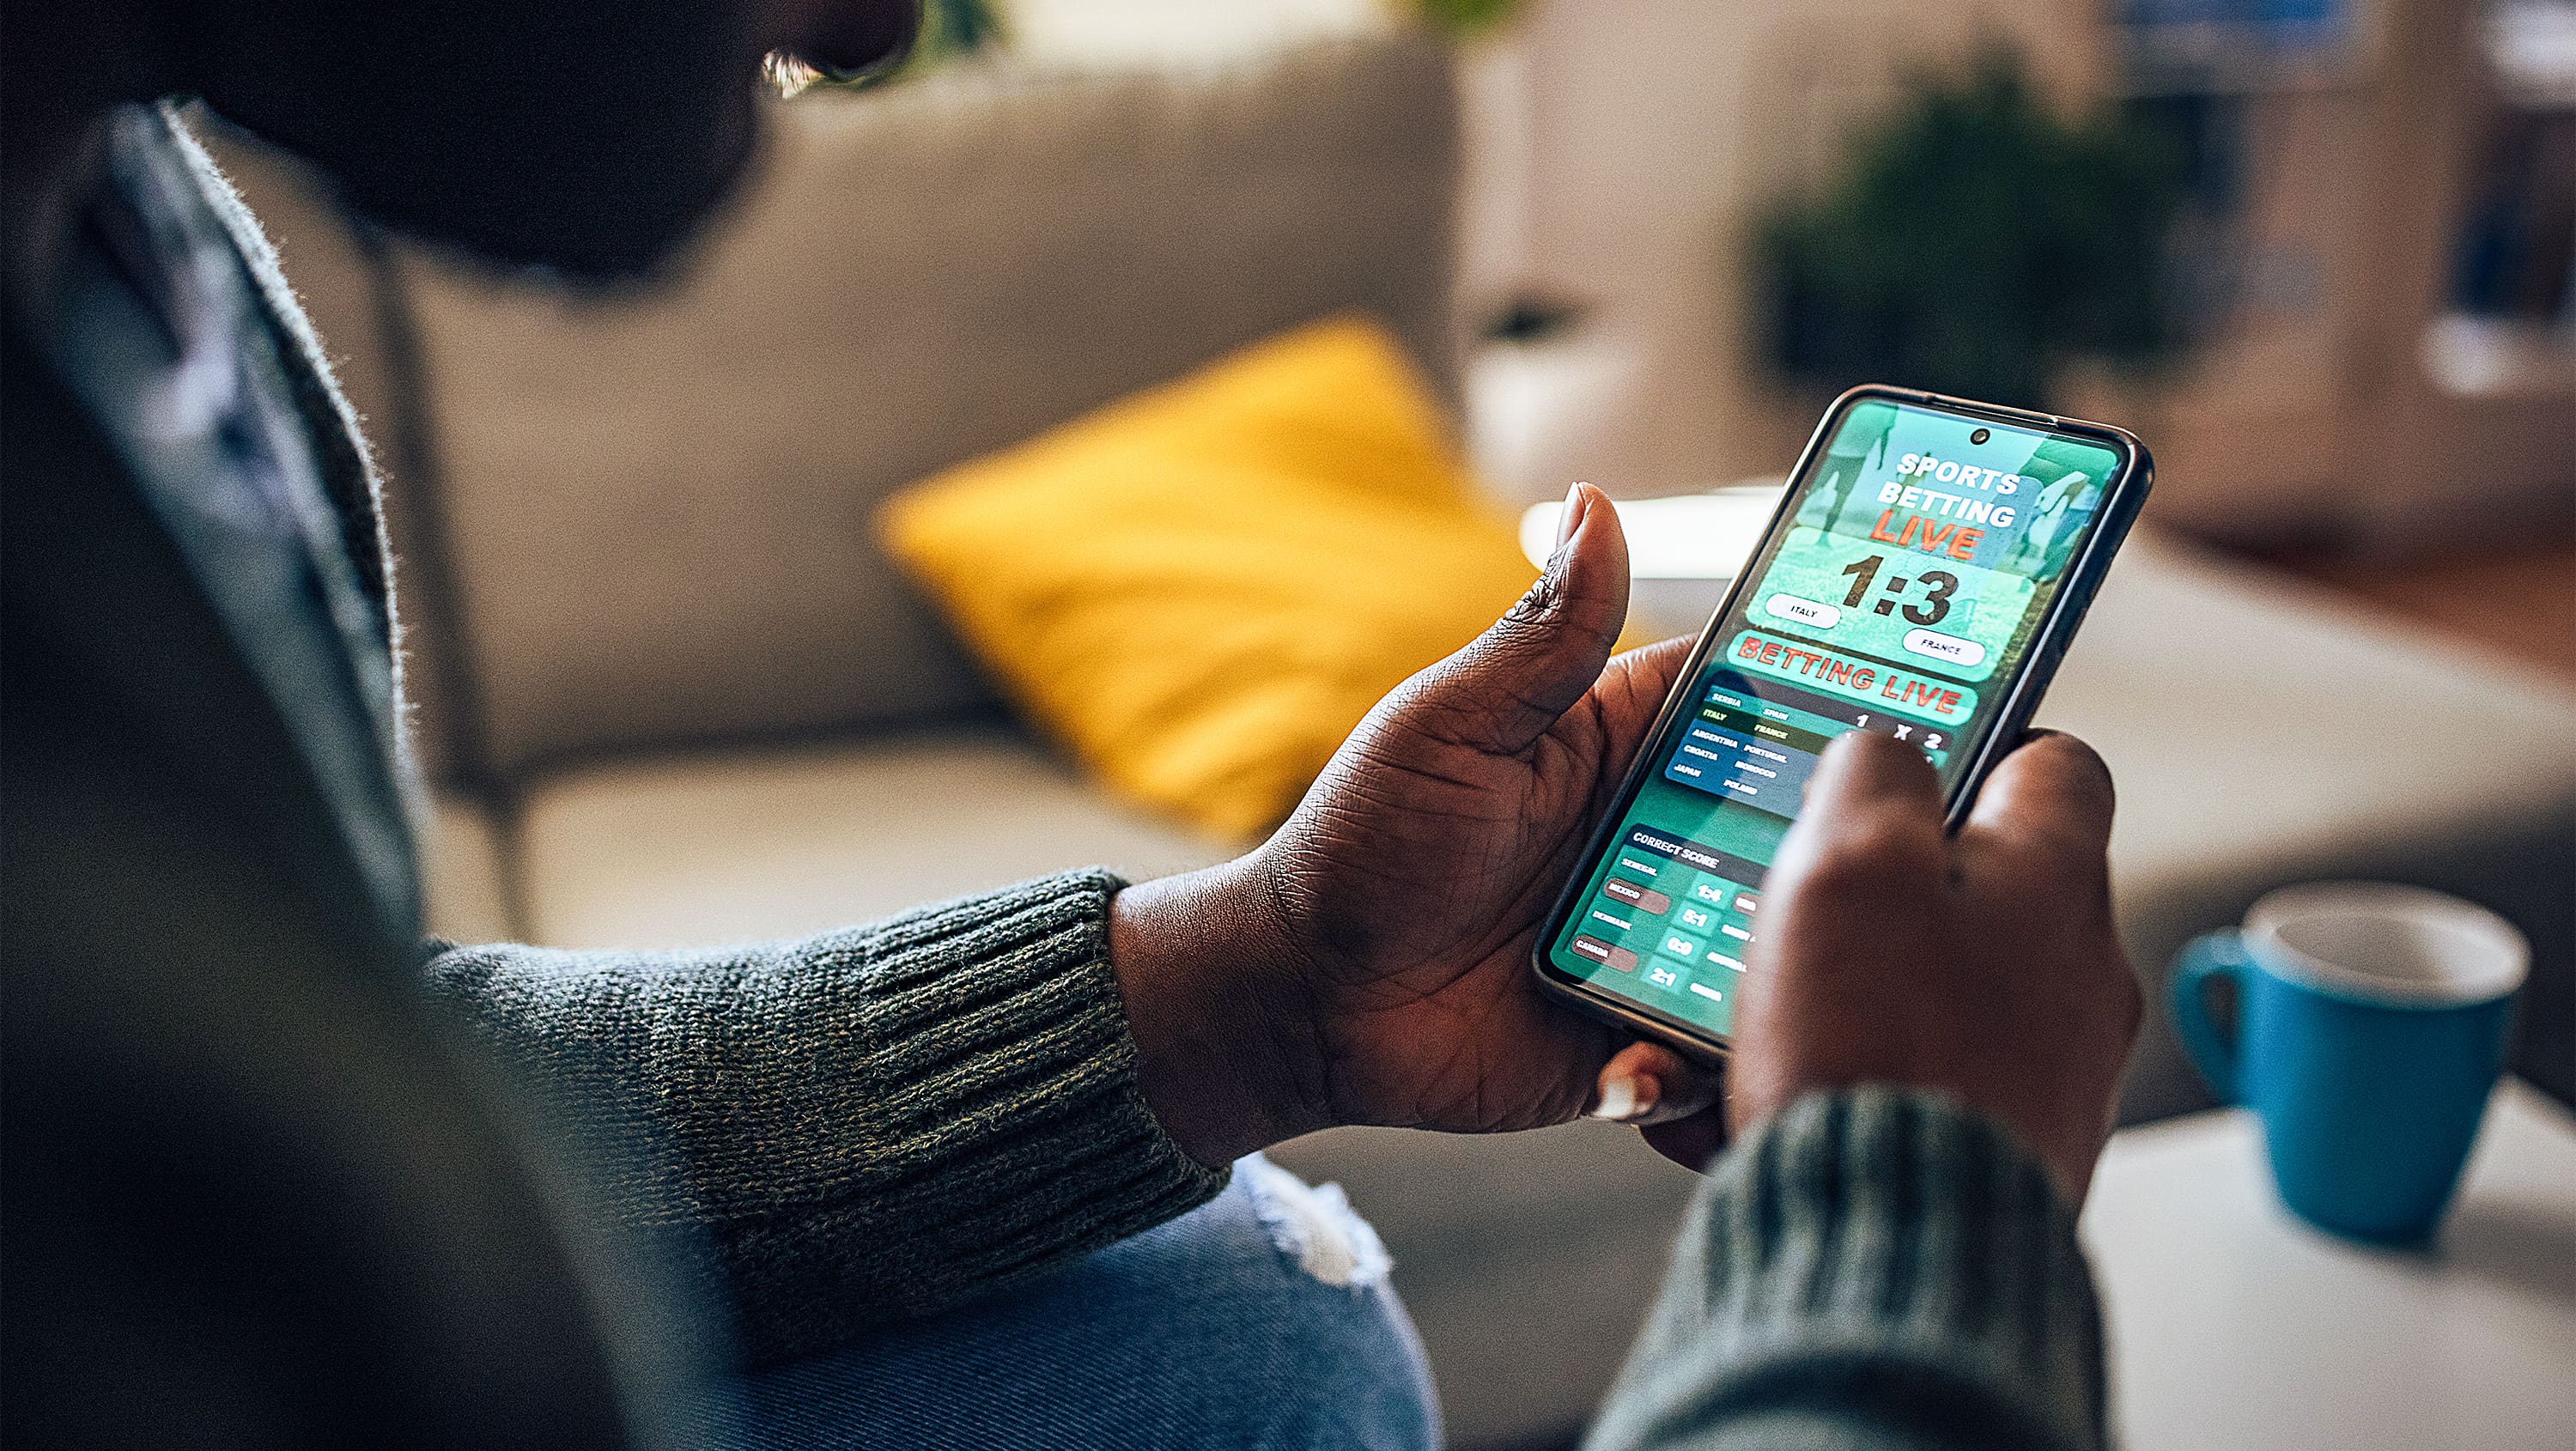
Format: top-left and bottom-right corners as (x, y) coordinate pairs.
(1529, 384), (2154, 1062)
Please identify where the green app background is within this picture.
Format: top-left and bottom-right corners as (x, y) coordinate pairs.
(1794, 400), (2117, 583)
(1546, 398), (2123, 1041)
(1754, 527), (2025, 682)
(1755, 402), (2117, 683)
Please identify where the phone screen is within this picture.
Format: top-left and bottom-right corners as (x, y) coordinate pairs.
(1541, 395), (2131, 1041)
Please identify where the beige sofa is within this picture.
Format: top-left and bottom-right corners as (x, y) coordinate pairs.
(212, 35), (2576, 1448)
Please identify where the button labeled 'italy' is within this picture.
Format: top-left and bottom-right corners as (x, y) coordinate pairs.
(1765, 593), (1843, 629)
(1902, 627), (1986, 669)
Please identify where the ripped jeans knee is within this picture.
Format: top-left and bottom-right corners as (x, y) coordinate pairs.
(718, 1154), (1438, 1451)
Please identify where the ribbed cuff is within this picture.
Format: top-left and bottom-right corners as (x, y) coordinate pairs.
(425, 869), (1232, 1367)
(1588, 1087), (2105, 1451)
(821, 868), (1232, 1300)
(715, 869), (1230, 1357)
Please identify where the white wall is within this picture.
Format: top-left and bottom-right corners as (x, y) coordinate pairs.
(1464, 1), (2111, 502)
(1005, 0), (1386, 66)
(1001, 2), (2115, 505)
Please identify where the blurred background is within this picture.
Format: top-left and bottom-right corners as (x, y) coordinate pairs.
(203, 1), (2572, 1445)
(1012, 0), (2575, 551)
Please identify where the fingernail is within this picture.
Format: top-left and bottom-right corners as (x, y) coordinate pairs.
(1590, 1072), (1660, 1123)
(1553, 482), (1589, 549)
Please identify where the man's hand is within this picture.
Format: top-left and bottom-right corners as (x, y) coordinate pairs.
(1111, 484), (1717, 1164)
(1644, 728), (2142, 1205)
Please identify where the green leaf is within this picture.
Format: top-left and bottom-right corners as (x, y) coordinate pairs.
(1755, 50), (2184, 409)
(1408, 0), (1532, 39)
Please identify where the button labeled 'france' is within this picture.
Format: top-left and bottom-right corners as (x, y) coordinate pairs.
(1902, 627), (1986, 669)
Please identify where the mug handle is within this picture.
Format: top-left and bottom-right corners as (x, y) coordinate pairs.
(2170, 931), (2250, 1104)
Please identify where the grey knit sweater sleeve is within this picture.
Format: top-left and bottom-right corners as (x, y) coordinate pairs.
(1589, 1086), (2106, 1451)
(419, 868), (1228, 1367)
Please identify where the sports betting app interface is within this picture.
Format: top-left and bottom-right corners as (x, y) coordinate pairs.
(1545, 398), (2124, 1039)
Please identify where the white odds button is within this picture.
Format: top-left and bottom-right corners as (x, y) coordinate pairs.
(1765, 593), (1841, 629)
(1902, 628), (1986, 668)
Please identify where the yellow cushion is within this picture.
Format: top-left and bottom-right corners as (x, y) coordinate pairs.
(878, 316), (1544, 842)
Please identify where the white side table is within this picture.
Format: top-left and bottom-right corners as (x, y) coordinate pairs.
(2083, 1078), (2576, 1451)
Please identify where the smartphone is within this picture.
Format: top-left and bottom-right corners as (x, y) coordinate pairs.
(1533, 386), (2150, 1059)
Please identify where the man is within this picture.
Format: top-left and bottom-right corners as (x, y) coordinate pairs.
(0, 0), (2142, 1446)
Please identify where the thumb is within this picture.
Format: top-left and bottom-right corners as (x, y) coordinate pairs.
(1402, 482), (1631, 757)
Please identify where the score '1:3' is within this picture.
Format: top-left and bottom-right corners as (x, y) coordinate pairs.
(1838, 553), (1957, 625)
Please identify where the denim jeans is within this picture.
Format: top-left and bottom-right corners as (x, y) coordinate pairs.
(711, 1156), (1440, 1449)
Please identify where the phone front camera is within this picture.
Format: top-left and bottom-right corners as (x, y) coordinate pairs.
(1969, 427), (1991, 445)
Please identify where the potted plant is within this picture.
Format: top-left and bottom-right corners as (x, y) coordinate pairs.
(1759, 53), (2183, 410)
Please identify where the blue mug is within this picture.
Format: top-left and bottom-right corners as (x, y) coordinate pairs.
(2170, 882), (2527, 1244)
